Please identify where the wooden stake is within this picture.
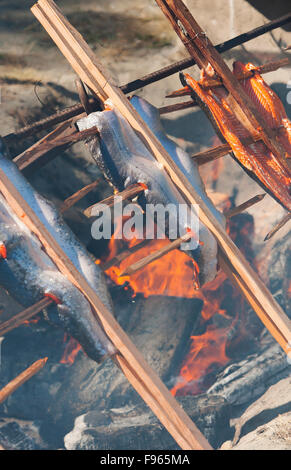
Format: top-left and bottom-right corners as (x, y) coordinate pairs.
(0, 297), (53, 337)
(224, 194), (266, 218)
(83, 184), (146, 218)
(31, 0), (291, 358)
(102, 239), (150, 271)
(0, 358), (48, 405)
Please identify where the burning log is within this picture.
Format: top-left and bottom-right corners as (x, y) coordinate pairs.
(264, 213), (291, 241)
(0, 358), (48, 405)
(83, 183), (147, 218)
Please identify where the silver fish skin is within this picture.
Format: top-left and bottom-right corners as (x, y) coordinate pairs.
(77, 97), (225, 285)
(0, 148), (116, 362)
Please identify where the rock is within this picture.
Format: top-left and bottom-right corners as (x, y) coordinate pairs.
(207, 344), (290, 405)
(231, 377), (291, 446)
(64, 394), (230, 450)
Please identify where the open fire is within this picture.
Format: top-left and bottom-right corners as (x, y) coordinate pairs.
(94, 197), (256, 396)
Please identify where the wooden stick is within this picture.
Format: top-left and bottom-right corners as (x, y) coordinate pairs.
(83, 184), (146, 218)
(0, 297), (53, 337)
(264, 213), (291, 241)
(30, 1), (291, 359)
(155, 0), (289, 171)
(3, 13), (291, 146)
(13, 119), (73, 171)
(191, 135), (264, 166)
(60, 178), (102, 213)
(159, 100), (196, 114)
(0, 358), (48, 405)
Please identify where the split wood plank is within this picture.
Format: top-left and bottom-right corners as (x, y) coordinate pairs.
(154, 0), (289, 171)
(31, 0), (291, 356)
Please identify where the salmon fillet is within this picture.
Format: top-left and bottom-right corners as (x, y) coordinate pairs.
(183, 65), (291, 212)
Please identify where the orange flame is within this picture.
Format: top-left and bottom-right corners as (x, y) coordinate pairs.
(60, 334), (82, 365)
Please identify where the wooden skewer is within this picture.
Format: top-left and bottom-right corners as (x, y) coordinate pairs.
(159, 100), (196, 115)
(191, 135), (264, 165)
(13, 119), (73, 171)
(75, 79), (92, 115)
(118, 194), (266, 277)
(120, 232), (192, 277)
(224, 193), (266, 218)
(83, 184), (147, 218)
(60, 178), (102, 213)
(0, 358), (48, 405)
(13, 127), (98, 172)
(0, 297), (53, 337)
(264, 213), (291, 241)
(101, 239), (150, 271)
